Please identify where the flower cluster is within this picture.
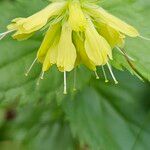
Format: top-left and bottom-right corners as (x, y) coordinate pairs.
(0, 0), (143, 94)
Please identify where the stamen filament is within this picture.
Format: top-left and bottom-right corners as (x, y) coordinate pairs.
(94, 71), (99, 79)
(64, 71), (67, 94)
(73, 69), (77, 91)
(25, 57), (37, 76)
(102, 66), (109, 83)
(0, 30), (14, 40)
(116, 46), (135, 61)
(107, 62), (118, 84)
(139, 35), (150, 41)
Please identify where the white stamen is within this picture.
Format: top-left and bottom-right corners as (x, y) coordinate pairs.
(40, 72), (45, 80)
(116, 47), (135, 61)
(139, 35), (150, 41)
(25, 57), (37, 76)
(102, 66), (109, 83)
(64, 71), (67, 94)
(73, 69), (77, 91)
(94, 71), (100, 79)
(107, 62), (118, 84)
(0, 30), (14, 40)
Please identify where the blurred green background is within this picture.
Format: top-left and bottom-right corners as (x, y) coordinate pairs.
(0, 0), (150, 150)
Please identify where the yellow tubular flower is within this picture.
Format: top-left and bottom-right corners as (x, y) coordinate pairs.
(57, 22), (77, 72)
(73, 32), (96, 71)
(96, 22), (125, 48)
(7, 2), (66, 40)
(42, 35), (60, 72)
(68, 0), (87, 31)
(85, 19), (112, 66)
(37, 23), (61, 63)
(86, 6), (139, 37)
(49, 35), (60, 65)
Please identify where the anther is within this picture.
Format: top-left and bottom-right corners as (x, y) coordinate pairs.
(64, 71), (67, 94)
(25, 57), (37, 76)
(102, 66), (109, 83)
(107, 62), (118, 84)
(94, 71), (100, 79)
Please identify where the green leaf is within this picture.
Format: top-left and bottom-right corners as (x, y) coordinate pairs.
(63, 74), (150, 150)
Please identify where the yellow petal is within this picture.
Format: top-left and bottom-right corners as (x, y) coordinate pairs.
(7, 18), (25, 31)
(42, 49), (51, 72)
(42, 35), (60, 72)
(87, 6), (139, 37)
(7, 18), (27, 34)
(85, 19), (112, 66)
(37, 23), (61, 63)
(11, 31), (34, 41)
(73, 32), (96, 71)
(57, 22), (77, 72)
(68, 1), (87, 31)
(12, 18), (24, 23)
(49, 35), (60, 65)
(96, 22), (125, 48)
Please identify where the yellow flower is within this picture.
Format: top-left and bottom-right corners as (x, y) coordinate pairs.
(1, 0), (145, 93)
(57, 22), (77, 72)
(68, 0), (87, 31)
(73, 32), (96, 71)
(85, 19), (112, 66)
(96, 22), (125, 48)
(42, 35), (60, 72)
(7, 2), (67, 40)
(37, 23), (61, 63)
